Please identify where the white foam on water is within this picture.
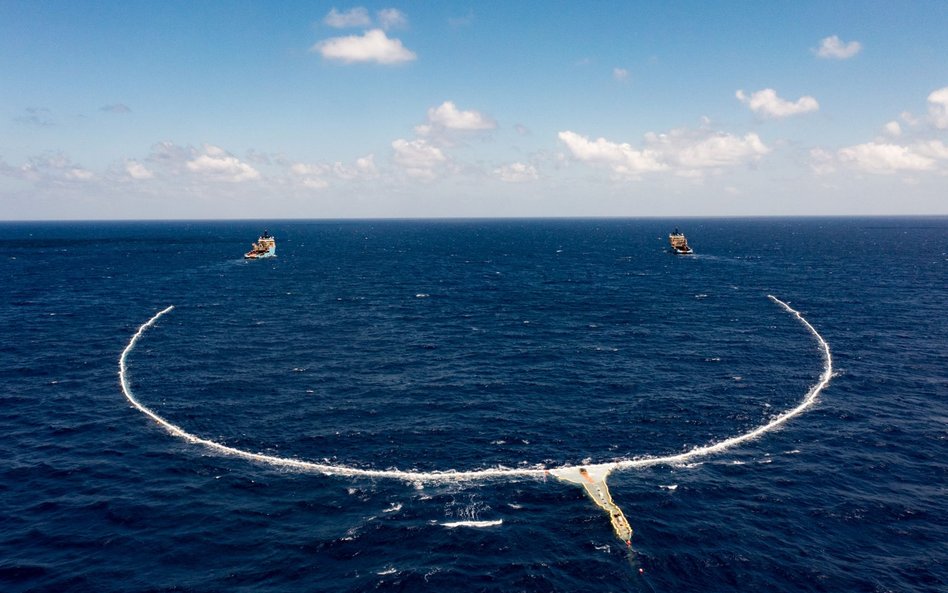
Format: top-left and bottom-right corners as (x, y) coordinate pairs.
(120, 295), (832, 483)
(441, 519), (503, 528)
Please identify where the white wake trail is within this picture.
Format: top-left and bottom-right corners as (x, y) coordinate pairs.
(119, 295), (831, 483)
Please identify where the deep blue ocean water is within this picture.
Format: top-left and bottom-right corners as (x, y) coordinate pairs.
(1, 218), (945, 593)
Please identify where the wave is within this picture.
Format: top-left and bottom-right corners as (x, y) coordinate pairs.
(119, 295), (831, 483)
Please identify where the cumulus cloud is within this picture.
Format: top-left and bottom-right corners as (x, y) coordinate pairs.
(613, 67), (629, 82)
(646, 128), (770, 170)
(558, 131), (666, 175)
(289, 154), (379, 187)
(559, 127), (769, 178)
(884, 121), (902, 136)
(837, 142), (937, 173)
(286, 163), (326, 189)
(928, 86), (948, 129)
(392, 138), (447, 179)
(0, 152), (94, 182)
(125, 160), (153, 179)
(377, 8), (407, 29)
(312, 29), (416, 64)
(736, 88), (819, 118)
(324, 7), (405, 30)
(66, 168), (94, 180)
(340, 154), (379, 179)
(809, 148), (837, 175)
(900, 111), (920, 127)
(324, 7), (371, 28)
(816, 35), (862, 59)
(815, 87), (948, 176)
(186, 145), (260, 182)
(422, 101), (496, 133)
(494, 162), (538, 183)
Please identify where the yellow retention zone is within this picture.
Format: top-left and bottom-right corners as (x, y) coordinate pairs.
(550, 465), (633, 544)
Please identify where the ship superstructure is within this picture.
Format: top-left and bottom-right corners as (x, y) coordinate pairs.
(668, 228), (693, 254)
(245, 230), (276, 259)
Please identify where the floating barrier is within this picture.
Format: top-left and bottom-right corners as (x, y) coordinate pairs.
(119, 295), (832, 543)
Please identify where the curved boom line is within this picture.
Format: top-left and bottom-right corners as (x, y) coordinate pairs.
(119, 295), (831, 483)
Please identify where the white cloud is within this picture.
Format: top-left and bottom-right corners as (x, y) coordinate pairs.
(301, 177), (330, 189)
(66, 168), (94, 180)
(647, 129), (770, 169)
(377, 8), (407, 30)
(816, 35), (862, 59)
(288, 162), (328, 188)
(392, 138), (447, 179)
(186, 145), (260, 182)
(494, 162), (538, 183)
(915, 139), (948, 160)
(332, 154), (379, 180)
(288, 154), (378, 187)
(838, 142), (936, 173)
(809, 148), (837, 175)
(1, 153), (94, 183)
(928, 86), (948, 129)
(884, 121), (902, 137)
(324, 7), (371, 29)
(736, 88), (819, 118)
(559, 127), (770, 178)
(290, 162), (326, 176)
(613, 67), (629, 82)
(313, 29), (416, 64)
(423, 101), (496, 132)
(558, 131), (667, 175)
(125, 160), (153, 179)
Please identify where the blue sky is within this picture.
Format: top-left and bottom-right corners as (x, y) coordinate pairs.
(1, 1), (946, 219)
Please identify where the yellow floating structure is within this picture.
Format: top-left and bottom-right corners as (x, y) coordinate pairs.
(550, 465), (633, 544)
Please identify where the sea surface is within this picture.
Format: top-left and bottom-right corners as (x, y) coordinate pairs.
(1, 218), (945, 593)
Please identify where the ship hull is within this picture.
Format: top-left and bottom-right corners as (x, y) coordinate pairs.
(244, 251), (275, 259)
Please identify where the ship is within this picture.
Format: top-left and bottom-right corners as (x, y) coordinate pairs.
(244, 230), (276, 259)
(668, 228), (693, 254)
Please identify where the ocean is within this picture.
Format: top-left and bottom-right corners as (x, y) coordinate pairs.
(1, 218), (945, 592)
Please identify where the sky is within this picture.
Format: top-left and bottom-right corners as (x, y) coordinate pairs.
(1, 1), (947, 220)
